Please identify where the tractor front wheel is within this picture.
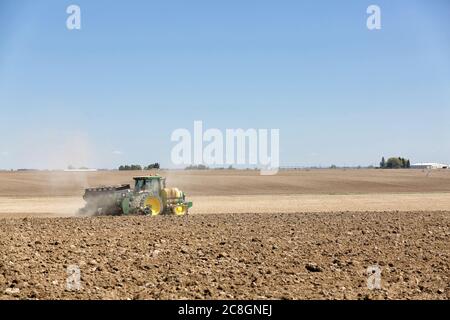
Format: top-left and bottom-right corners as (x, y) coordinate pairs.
(172, 205), (188, 216)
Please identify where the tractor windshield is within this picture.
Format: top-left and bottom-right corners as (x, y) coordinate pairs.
(134, 178), (160, 194)
(148, 179), (159, 194)
(135, 179), (144, 191)
(144, 179), (160, 194)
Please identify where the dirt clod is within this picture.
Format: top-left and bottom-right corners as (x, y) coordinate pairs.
(306, 263), (323, 272)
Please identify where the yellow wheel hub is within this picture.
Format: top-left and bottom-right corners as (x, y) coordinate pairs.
(143, 196), (162, 216)
(173, 205), (187, 216)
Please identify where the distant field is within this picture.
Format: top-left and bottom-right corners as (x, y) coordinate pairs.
(0, 169), (450, 217)
(1, 168), (450, 197)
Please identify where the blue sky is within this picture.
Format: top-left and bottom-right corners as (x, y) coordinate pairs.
(0, 0), (449, 169)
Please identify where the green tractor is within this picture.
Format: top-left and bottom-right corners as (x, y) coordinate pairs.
(79, 175), (192, 216)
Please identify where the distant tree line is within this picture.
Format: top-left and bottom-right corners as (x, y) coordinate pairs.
(118, 163), (160, 171)
(184, 165), (236, 170)
(118, 165), (142, 171)
(380, 157), (410, 169)
(185, 164), (209, 170)
(145, 163), (160, 169)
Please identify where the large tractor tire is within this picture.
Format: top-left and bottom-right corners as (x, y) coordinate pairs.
(140, 194), (163, 216)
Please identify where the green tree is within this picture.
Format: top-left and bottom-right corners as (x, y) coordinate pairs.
(380, 157), (386, 168)
(145, 163), (160, 170)
(118, 164), (142, 171)
(386, 157), (403, 169)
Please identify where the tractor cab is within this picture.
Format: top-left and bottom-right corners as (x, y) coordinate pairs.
(133, 176), (166, 195)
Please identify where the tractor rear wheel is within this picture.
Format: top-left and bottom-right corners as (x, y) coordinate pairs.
(141, 195), (163, 216)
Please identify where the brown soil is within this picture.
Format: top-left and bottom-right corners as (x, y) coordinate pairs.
(1, 169), (450, 197)
(0, 169), (449, 300)
(1, 193), (450, 218)
(0, 211), (448, 300)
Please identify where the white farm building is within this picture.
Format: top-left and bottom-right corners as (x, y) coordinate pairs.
(410, 163), (449, 169)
